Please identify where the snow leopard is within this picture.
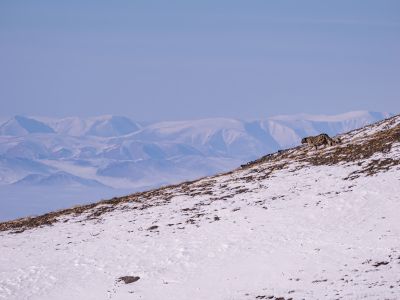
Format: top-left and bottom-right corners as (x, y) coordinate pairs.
(301, 133), (341, 150)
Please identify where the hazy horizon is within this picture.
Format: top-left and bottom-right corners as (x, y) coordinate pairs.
(1, 1), (399, 120)
(0, 109), (397, 124)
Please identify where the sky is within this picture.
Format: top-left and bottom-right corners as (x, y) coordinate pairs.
(0, 0), (399, 121)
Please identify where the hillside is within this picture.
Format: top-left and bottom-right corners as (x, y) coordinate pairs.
(0, 114), (399, 299)
(0, 111), (392, 220)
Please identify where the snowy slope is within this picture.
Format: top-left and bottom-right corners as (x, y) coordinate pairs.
(0, 114), (399, 300)
(0, 111), (393, 220)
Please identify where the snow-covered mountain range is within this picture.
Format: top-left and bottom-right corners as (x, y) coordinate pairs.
(0, 111), (393, 220)
(0, 113), (399, 299)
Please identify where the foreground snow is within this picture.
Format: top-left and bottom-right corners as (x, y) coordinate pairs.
(0, 115), (399, 299)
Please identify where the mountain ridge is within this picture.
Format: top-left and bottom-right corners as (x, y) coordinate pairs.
(0, 110), (393, 138)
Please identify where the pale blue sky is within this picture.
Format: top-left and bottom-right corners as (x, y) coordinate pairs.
(0, 0), (399, 120)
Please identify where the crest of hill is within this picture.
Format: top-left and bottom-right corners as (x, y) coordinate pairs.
(37, 115), (142, 137)
(0, 113), (399, 233)
(0, 116), (55, 136)
(13, 171), (107, 188)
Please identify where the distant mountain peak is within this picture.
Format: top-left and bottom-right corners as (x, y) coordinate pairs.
(85, 115), (141, 137)
(0, 115), (55, 136)
(13, 171), (108, 188)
